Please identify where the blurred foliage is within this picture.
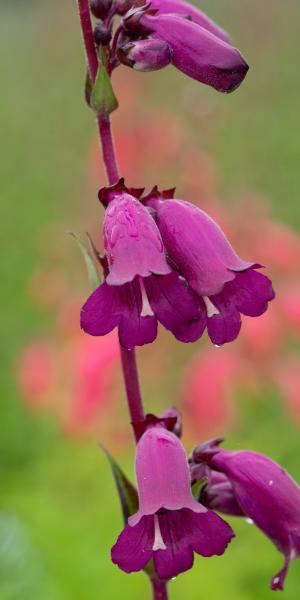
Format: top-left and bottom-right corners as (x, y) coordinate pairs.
(1, 1), (300, 599)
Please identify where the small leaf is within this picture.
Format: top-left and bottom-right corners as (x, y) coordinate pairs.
(192, 477), (208, 501)
(85, 69), (93, 107)
(69, 232), (100, 290)
(102, 447), (139, 522)
(91, 49), (118, 116)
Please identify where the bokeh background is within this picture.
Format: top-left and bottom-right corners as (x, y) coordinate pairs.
(1, 0), (300, 598)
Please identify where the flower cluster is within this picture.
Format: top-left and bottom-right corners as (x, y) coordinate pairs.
(81, 181), (274, 349)
(111, 416), (300, 590)
(90, 0), (249, 93)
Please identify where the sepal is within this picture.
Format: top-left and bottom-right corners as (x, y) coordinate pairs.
(99, 177), (145, 206)
(90, 49), (119, 116)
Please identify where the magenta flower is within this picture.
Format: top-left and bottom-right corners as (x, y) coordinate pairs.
(193, 440), (300, 590)
(149, 0), (231, 43)
(150, 197), (275, 345)
(118, 38), (171, 72)
(111, 426), (234, 580)
(124, 10), (248, 93)
(81, 189), (204, 349)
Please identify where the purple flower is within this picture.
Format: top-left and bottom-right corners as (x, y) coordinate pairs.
(81, 190), (205, 349)
(149, 197), (275, 345)
(193, 440), (300, 590)
(149, 0), (230, 43)
(125, 11), (248, 93)
(118, 38), (171, 72)
(111, 426), (234, 580)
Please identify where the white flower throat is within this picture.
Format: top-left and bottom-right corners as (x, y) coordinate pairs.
(152, 514), (167, 551)
(203, 296), (220, 318)
(139, 278), (154, 317)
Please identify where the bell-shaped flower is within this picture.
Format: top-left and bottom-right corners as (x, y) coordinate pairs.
(111, 426), (234, 580)
(150, 197), (275, 345)
(81, 187), (205, 349)
(192, 440), (300, 590)
(149, 0), (230, 43)
(124, 10), (248, 93)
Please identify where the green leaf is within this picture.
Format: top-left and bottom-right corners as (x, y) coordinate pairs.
(102, 447), (139, 522)
(69, 232), (100, 291)
(192, 477), (208, 501)
(90, 49), (118, 116)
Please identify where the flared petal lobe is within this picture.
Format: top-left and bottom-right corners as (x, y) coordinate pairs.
(149, 0), (231, 43)
(153, 509), (234, 580)
(104, 193), (171, 285)
(144, 272), (206, 342)
(129, 427), (204, 526)
(140, 14), (249, 93)
(111, 516), (154, 573)
(80, 279), (157, 349)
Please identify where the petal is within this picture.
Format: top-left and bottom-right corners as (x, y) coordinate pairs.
(270, 555), (290, 591)
(225, 268), (275, 317)
(80, 282), (121, 336)
(145, 273), (206, 342)
(154, 511), (194, 580)
(149, 0), (231, 43)
(186, 509), (235, 556)
(153, 508), (234, 580)
(142, 15), (248, 93)
(111, 516), (154, 573)
(104, 194), (171, 285)
(206, 295), (241, 345)
(156, 200), (251, 296)
(129, 427), (204, 526)
(118, 281), (157, 349)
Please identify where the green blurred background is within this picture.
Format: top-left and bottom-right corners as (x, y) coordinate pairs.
(1, 1), (300, 598)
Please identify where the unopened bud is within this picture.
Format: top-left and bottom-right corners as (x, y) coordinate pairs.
(94, 23), (112, 46)
(90, 0), (113, 20)
(115, 0), (133, 16)
(118, 38), (171, 72)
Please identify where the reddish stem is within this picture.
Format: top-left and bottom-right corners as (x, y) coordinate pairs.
(77, 0), (98, 82)
(151, 579), (169, 600)
(77, 0), (144, 435)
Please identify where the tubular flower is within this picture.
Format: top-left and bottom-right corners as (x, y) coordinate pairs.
(192, 440), (300, 590)
(150, 197), (275, 345)
(111, 426), (234, 580)
(81, 188), (204, 349)
(123, 8), (248, 93)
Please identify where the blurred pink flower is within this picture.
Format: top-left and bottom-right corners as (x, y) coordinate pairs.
(275, 359), (300, 424)
(182, 348), (241, 436)
(18, 341), (55, 408)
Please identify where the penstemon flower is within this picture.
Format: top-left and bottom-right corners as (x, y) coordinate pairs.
(80, 184), (204, 348)
(148, 194), (275, 345)
(121, 3), (249, 92)
(191, 438), (300, 590)
(111, 425), (234, 579)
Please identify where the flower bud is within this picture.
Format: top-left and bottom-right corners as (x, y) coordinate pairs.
(94, 23), (112, 46)
(90, 0), (113, 20)
(115, 0), (133, 16)
(118, 38), (171, 72)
